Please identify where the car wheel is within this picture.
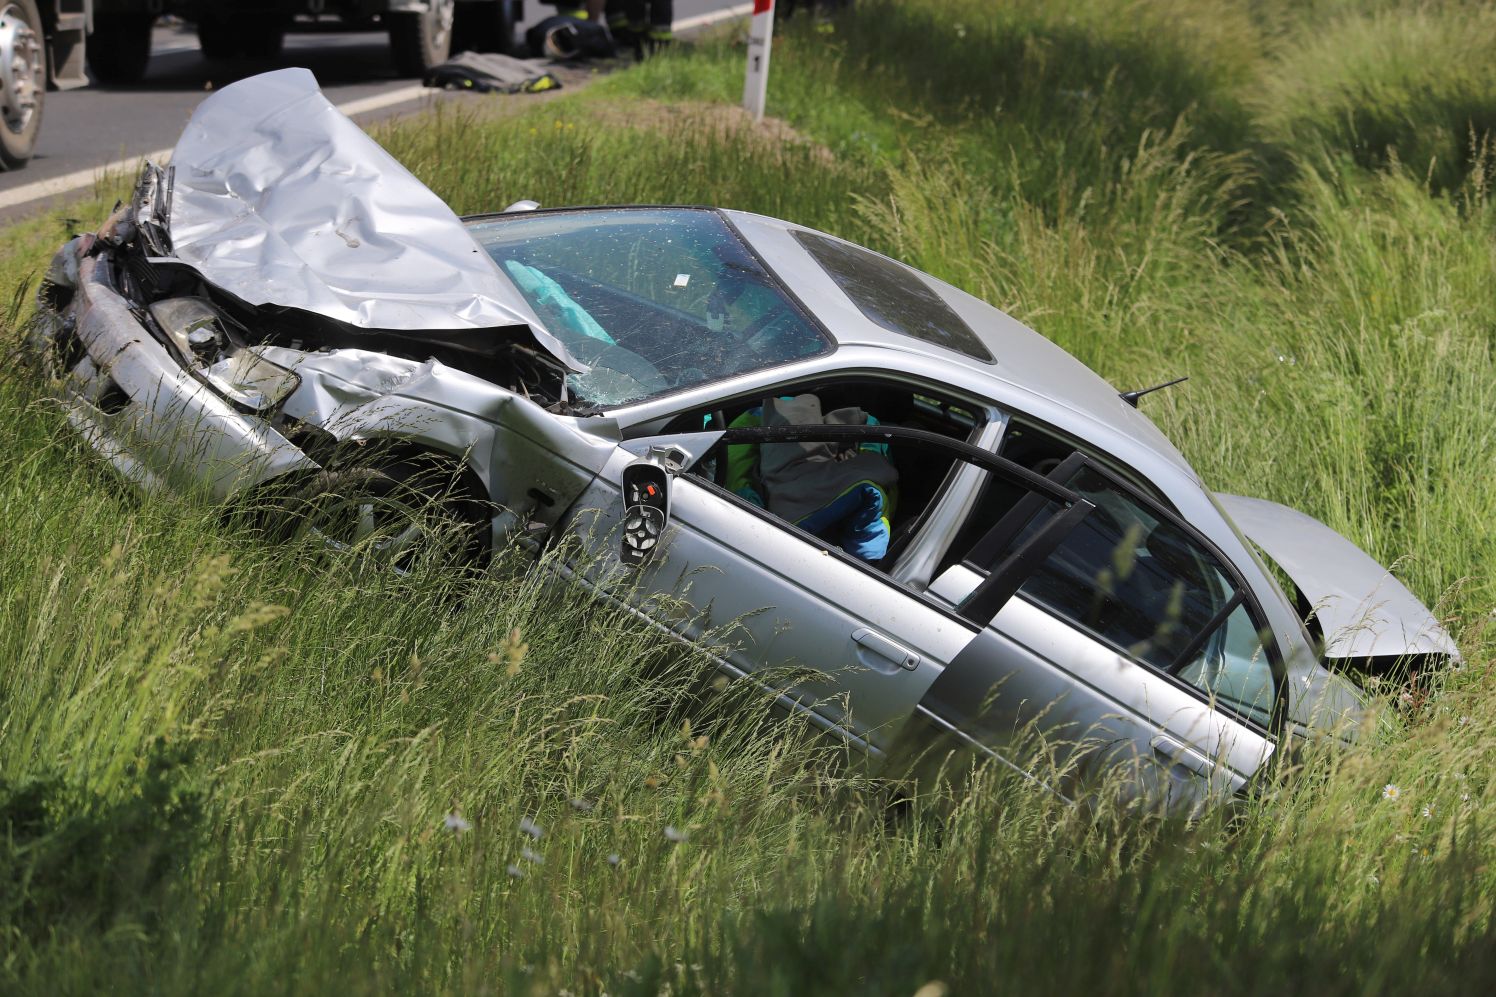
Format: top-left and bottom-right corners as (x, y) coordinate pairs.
(389, 0), (457, 76)
(287, 459), (491, 574)
(0, 0), (45, 170)
(452, 0), (519, 55)
(86, 12), (155, 85)
(198, 13), (287, 61)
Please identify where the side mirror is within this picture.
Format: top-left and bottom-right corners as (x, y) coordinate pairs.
(620, 448), (675, 565)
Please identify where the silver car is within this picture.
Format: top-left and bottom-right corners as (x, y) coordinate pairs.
(29, 70), (1458, 810)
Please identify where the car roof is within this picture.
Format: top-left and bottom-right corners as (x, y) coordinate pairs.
(722, 209), (1193, 475)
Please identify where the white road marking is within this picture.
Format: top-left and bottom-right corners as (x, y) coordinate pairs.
(0, 3), (759, 213)
(0, 148), (176, 211)
(0, 84), (432, 211)
(323, 82), (429, 118)
(675, 3), (756, 31)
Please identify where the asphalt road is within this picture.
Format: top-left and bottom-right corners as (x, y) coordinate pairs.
(0, 2), (754, 221)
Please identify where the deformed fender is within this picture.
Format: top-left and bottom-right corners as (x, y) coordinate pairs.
(262, 346), (624, 541)
(50, 255), (316, 499)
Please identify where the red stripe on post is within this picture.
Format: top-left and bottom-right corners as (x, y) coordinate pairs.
(754, 0), (773, 13)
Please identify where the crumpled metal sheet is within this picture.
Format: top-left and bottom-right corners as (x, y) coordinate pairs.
(166, 68), (579, 368)
(1217, 493), (1460, 662)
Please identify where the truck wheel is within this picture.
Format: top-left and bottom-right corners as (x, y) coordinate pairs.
(198, 13), (287, 61)
(389, 0), (457, 76)
(0, 0), (45, 170)
(241, 20), (288, 60)
(86, 12), (155, 85)
(453, 0), (519, 55)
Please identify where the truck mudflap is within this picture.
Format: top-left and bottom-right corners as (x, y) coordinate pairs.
(1216, 493), (1460, 666)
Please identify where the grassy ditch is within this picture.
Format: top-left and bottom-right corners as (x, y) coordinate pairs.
(2, 1), (1495, 992)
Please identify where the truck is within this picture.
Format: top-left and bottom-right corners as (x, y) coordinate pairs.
(2, 1), (88, 170)
(0, 2), (523, 170)
(86, 2), (526, 83)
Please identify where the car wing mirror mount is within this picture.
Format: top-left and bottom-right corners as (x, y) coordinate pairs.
(620, 445), (684, 566)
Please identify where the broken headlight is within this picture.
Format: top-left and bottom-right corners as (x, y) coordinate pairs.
(204, 350), (301, 414)
(149, 296), (300, 413)
(149, 296), (225, 364)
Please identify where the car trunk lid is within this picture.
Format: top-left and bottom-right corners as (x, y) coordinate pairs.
(1216, 493), (1459, 666)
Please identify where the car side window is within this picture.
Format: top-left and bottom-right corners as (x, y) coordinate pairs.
(670, 380), (984, 571)
(962, 461), (1278, 727)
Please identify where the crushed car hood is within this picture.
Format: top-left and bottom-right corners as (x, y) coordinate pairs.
(1216, 494), (1459, 663)
(165, 68), (581, 368)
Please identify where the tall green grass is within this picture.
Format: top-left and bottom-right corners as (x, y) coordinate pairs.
(1254, 1), (1496, 193)
(3, 0), (1496, 991)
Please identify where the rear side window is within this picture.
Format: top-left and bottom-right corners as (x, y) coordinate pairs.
(793, 231), (994, 363)
(966, 462), (1278, 727)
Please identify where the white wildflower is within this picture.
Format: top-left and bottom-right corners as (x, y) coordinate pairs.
(506, 863), (526, 879)
(606, 853), (621, 866)
(1422, 805), (1435, 819)
(443, 812), (472, 833)
(519, 816), (543, 839)
(570, 797), (595, 812)
(520, 847), (544, 865)
(664, 825), (688, 843)
(1382, 784), (1401, 801)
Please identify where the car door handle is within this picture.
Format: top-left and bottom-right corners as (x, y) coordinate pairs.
(1150, 734), (1214, 777)
(851, 628), (921, 671)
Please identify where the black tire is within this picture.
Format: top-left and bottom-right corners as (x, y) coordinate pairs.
(286, 458), (491, 574)
(195, 13), (235, 60)
(389, 0), (457, 76)
(198, 13), (287, 61)
(453, 0), (519, 55)
(0, 0), (45, 170)
(86, 12), (155, 85)
(239, 17), (288, 60)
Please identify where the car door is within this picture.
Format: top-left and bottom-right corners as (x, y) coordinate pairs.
(555, 442), (963, 754)
(919, 453), (1281, 810)
(552, 426), (1100, 758)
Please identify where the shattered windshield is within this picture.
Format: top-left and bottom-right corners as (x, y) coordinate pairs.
(467, 208), (832, 408)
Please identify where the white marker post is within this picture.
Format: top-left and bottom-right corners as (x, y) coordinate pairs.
(743, 0), (775, 122)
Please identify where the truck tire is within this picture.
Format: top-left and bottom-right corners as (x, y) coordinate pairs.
(86, 12), (155, 85)
(198, 13), (288, 61)
(389, 0), (457, 76)
(0, 0), (45, 170)
(453, 0), (519, 55)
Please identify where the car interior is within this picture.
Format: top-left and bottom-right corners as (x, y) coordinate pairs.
(657, 378), (985, 570)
